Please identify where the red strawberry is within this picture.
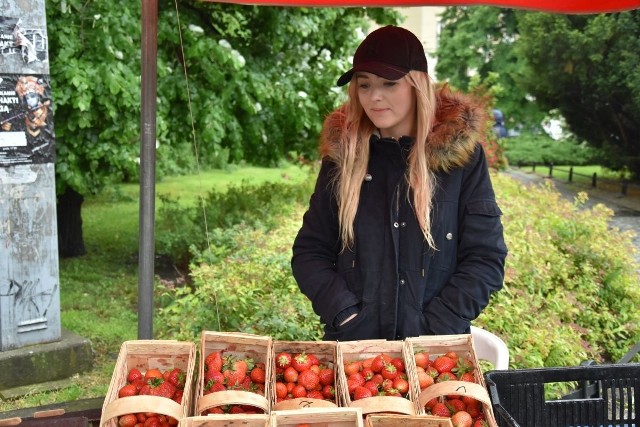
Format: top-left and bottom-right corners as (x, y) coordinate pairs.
(353, 385), (373, 400)
(126, 368), (143, 383)
(322, 384), (335, 399)
(473, 421), (489, 427)
(414, 351), (430, 369)
(431, 402), (451, 417)
(205, 351), (223, 372)
(118, 384), (138, 398)
(432, 356), (456, 373)
(167, 368), (185, 389)
(276, 352), (292, 369)
(392, 377), (409, 395)
(223, 356), (250, 387)
(307, 390), (324, 400)
(149, 379), (176, 399)
(363, 380), (379, 396)
(291, 353), (312, 372)
(292, 384), (307, 398)
(318, 367), (334, 386)
(370, 354), (391, 373)
(447, 398), (466, 413)
(451, 410), (473, 427)
(298, 369), (320, 390)
(250, 366), (266, 384)
(381, 363), (398, 380)
(275, 382), (287, 399)
(283, 366), (298, 383)
(437, 371), (456, 383)
(459, 372), (476, 383)
(390, 357), (405, 373)
(118, 414), (137, 427)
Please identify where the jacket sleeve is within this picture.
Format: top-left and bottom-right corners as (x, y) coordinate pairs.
(291, 158), (361, 326)
(423, 144), (508, 335)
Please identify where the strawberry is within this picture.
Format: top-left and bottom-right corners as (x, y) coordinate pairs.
(307, 390), (324, 400)
(144, 368), (163, 381)
(370, 354), (391, 373)
(431, 402), (451, 417)
(167, 368), (185, 388)
(292, 384), (307, 398)
(118, 384), (138, 398)
(417, 370), (434, 390)
(204, 369), (225, 387)
(447, 398), (466, 413)
(432, 356), (456, 374)
(390, 357), (405, 373)
(205, 351), (223, 372)
(381, 363), (398, 380)
(322, 384), (335, 399)
(414, 351), (430, 369)
(318, 367), (334, 386)
(291, 352), (312, 372)
(298, 369), (320, 390)
(437, 371), (456, 383)
(473, 421), (489, 427)
(127, 368), (143, 383)
(151, 380), (177, 399)
(451, 410), (473, 427)
(283, 366), (299, 383)
(459, 372), (476, 383)
(250, 366), (266, 384)
(353, 385), (373, 400)
(276, 352), (292, 369)
(223, 356), (250, 387)
(424, 397), (438, 410)
(118, 414), (137, 427)
(392, 377), (409, 395)
(344, 361), (362, 376)
(363, 380), (379, 396)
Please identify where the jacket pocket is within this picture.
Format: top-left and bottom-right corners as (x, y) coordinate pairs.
(323, 306), (378, 341)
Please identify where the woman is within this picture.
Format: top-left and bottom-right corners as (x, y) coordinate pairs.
(291, 25), (507, 341)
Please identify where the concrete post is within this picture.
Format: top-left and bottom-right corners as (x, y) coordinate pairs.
(0, 1), (61, 350)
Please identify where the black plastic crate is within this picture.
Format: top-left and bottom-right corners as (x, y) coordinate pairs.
(485, 363), (640, 427)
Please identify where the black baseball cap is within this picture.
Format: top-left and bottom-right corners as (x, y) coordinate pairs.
(337, 25), (429, 87)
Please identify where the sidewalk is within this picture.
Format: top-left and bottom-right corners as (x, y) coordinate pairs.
(504, 167), (640, 216)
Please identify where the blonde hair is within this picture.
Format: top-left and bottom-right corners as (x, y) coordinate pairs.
(323, 70), (438, 251)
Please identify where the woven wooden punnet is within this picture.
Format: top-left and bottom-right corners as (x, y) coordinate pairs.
(405, 334), (497, 427)
(178, 414), (270, 427)
(195, 331), (272, 416)
(271, 340), (338, 410)
(366, 414), (453, 427)
(336, 340), (417, 416)
(100, 340), (197, 427)
(270, 407), (364, 427)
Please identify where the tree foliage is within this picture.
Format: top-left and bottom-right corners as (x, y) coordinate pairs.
(435, 7), (640, 178)
(516, 11), (640, 176)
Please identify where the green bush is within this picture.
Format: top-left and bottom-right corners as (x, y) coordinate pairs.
(156, 170), (640, 377)
(478, 174), (640, 372)
(505, 132), (599, 166)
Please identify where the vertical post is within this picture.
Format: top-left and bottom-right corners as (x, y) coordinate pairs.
(592, 173), (597, 188)
(621, 180), (628, 196)
(548, 162), (553, 178)
(568, 167), (573, 183)
(138, 0), (158, 340)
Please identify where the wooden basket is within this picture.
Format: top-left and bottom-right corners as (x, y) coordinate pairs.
(100, 339), (197, 427)
(366, 414), (453, 427)
(178, 414), (270, 427)
(195, 331), (272, 416)
(336, 340), (417, 416)
(405, 334), (497, 426)
(270, 407), (364, 427)
(271, 340), (338, 410)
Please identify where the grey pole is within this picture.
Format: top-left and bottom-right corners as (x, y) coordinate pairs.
(138, 0), (158, 339)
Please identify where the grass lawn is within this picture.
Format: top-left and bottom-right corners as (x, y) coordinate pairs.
(0, 164), (311, 412)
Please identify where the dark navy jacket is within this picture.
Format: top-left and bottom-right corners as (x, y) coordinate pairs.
(292, 90), (508, 341)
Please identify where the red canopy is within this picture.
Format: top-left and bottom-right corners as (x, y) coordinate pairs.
(204, 0), (640, 13)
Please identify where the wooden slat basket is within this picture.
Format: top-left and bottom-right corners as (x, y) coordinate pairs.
(178, 414), (270, 427)
(270, 407), (364, 427)
(100, 339), (197, 427)
(195, 331), (272, 416)
(271, 340), (339, 411)
(336, 340), (417, 416)
(405, 334), (497, 427)
(366, 414), (453, 427)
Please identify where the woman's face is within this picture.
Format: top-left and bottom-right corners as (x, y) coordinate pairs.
(355, 72), (416, 139)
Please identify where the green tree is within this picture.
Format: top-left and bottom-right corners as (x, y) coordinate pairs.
(46, 0), (398, 257)
(435, 7), (546, 131)
(516, 11), (640, 177)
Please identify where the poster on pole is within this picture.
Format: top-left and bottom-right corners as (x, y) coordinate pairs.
(0, 73), (55, 165)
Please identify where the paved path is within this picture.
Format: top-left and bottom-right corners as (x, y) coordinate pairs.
(504, 167), (640, 267)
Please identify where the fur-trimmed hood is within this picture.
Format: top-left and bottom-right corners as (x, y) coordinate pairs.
(320, 84), (488, 173)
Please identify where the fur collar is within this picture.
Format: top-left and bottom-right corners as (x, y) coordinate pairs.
(320, 84), (488, 173)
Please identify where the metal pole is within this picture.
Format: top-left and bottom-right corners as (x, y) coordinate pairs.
(138, 0), (158, 339)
